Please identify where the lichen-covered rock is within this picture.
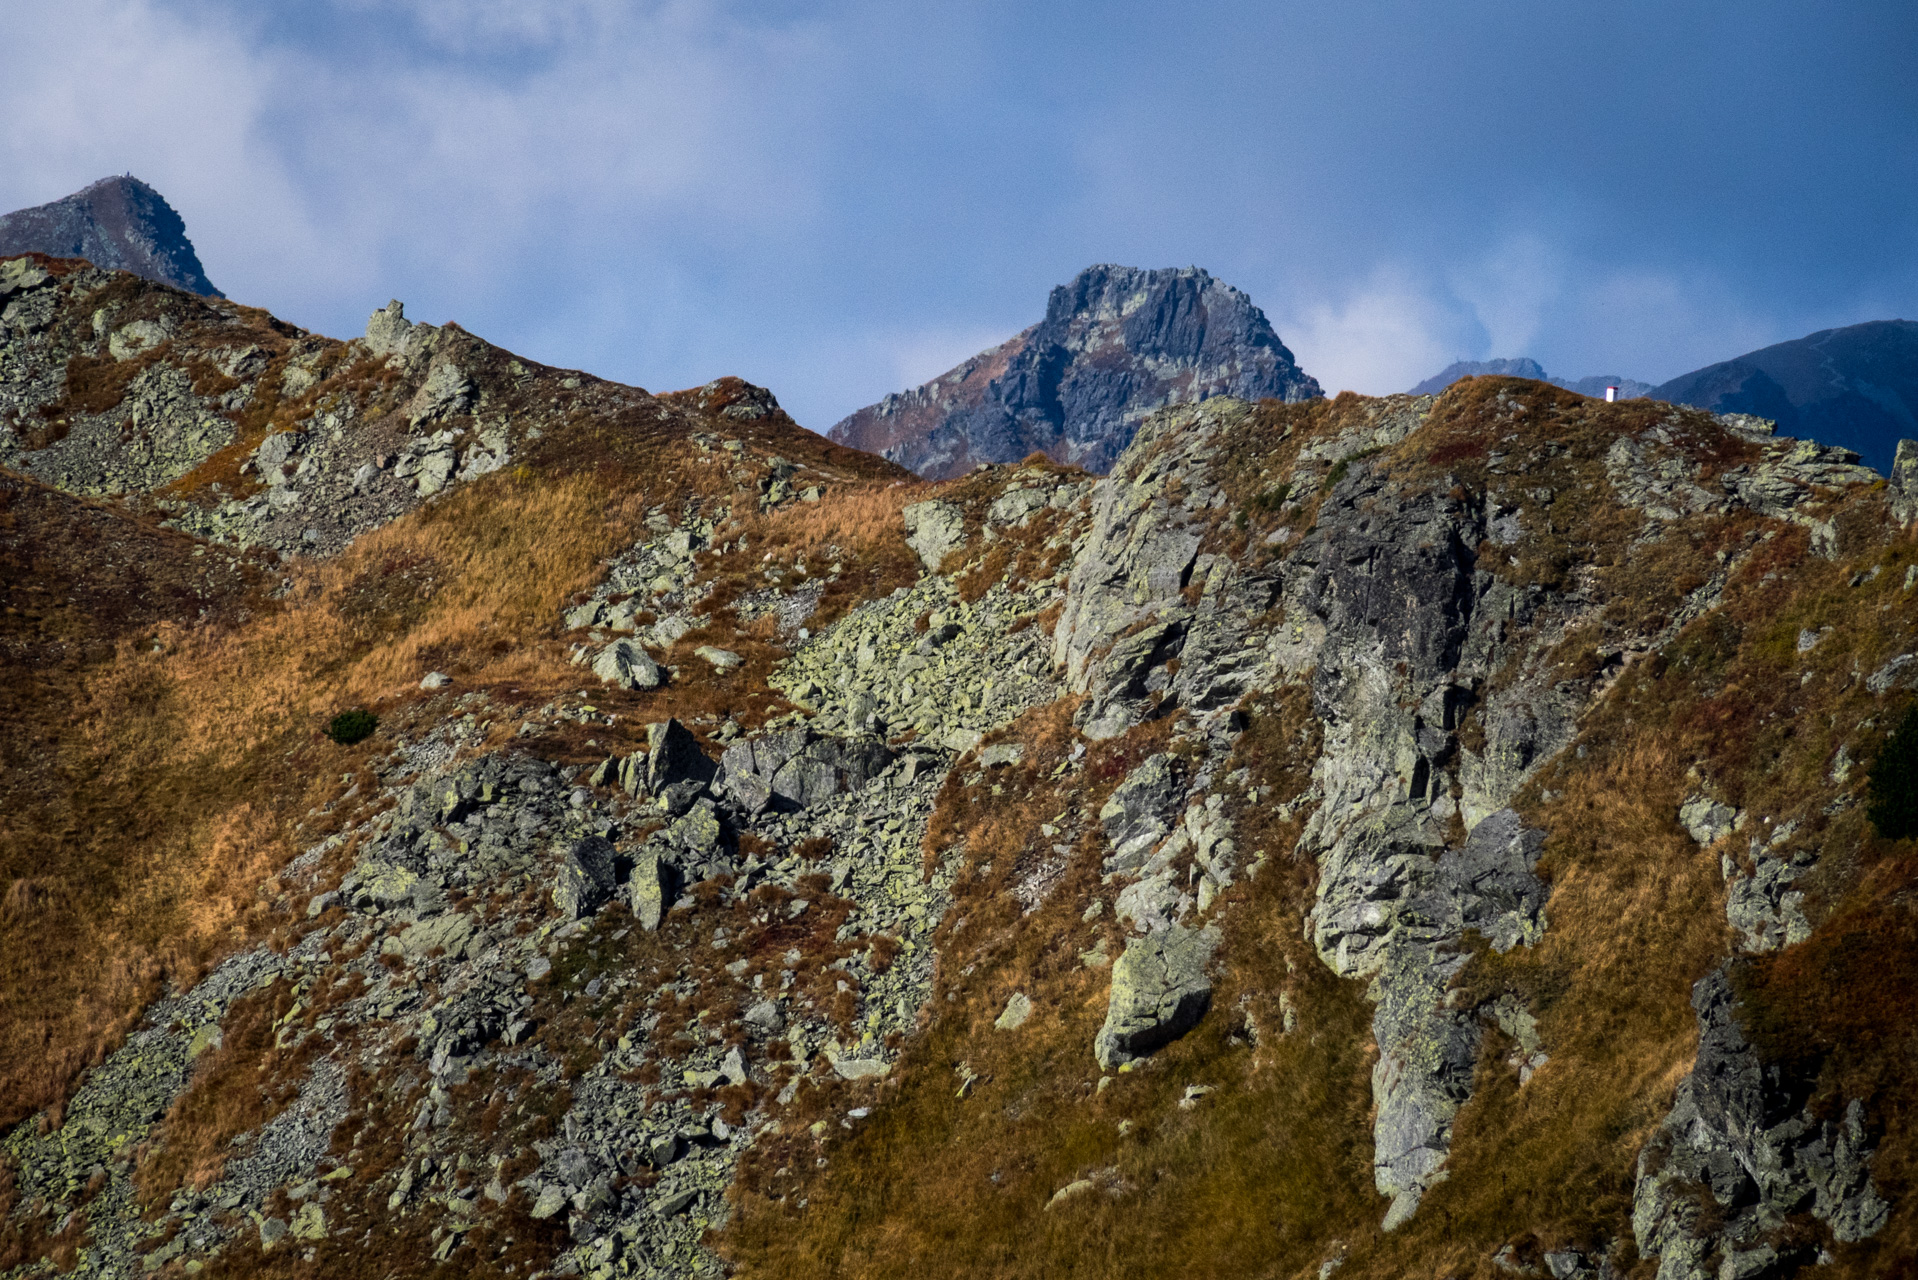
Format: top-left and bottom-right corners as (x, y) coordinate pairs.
(1721, 849), (1813, 954)
(1678, 793), (1741, 846)
(994, 992), (1032, 1031)
(902, 499), (966, 572)
(629, 848), (674, 931)
(554, 835), (619, 919)
(399, 911), (475, 959)
(591, 638), (662, 690)
(695, 644), (743, 670)
(1094, 924), (1219, 1070)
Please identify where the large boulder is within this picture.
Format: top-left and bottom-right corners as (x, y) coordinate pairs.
(592, 640), (663, 691)
(553, 835), (620, 920)
(644, 719), (715, 795)
(1094, 924), (1219, 1070)
(629, 848), (675, 931)
(902, 500), (966, 573)
(714, 726), (894, 814)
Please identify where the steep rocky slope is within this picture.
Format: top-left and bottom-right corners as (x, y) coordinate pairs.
(829, 265), (1321, 479)
(0, 179), (221, 297)
(1653, 319), (1918, 473)
(5, 251), (1918, 1280)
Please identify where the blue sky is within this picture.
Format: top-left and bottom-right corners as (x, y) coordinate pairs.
(5, 0), (1915, 430)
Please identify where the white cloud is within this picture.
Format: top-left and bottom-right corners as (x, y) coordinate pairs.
(0, 0), (840, 338)
(1448, 232), (1563, 359)
(1279, 266), (1472, 395)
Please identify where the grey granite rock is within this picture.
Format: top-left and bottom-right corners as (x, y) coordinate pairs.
(1633, 967), (1888, 1277)
(1094, 924), (1219, 1070)
(902, 500), (967, 572)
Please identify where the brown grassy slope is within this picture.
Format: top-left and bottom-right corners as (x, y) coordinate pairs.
(0, 468), (274, 1129)
(0, 366), (916, 1134)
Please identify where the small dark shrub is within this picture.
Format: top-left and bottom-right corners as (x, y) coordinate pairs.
(1868, 705), (1918, 839)
(1252, 483), (1290, 512)
(325, 709), (378, 745)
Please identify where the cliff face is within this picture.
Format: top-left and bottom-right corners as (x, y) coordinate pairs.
(3, 253), (1918, 1280)
(0, 177), (222, 298)
(829, 264), (1321, 479)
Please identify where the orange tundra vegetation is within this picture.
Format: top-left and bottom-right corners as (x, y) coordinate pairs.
(0, 390), (920, 1134)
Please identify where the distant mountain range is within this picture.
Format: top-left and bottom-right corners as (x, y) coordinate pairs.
(6, 177), (1916, 477)
(1410, 358), (1655, 401)
(829, 264), (1321, 479)
(0, 175), (220, 297)
(1648, 320), (1918, 472)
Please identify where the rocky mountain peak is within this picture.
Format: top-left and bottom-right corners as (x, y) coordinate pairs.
(830, 263), (1321, 479)
(0, 175), (221, 297)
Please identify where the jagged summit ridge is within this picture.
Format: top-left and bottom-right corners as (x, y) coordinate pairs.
(830, 264), (1321, 479)
(0, 175), (221, 297)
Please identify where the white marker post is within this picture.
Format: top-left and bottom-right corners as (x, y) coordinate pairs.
(1605, 385), (1618, 403)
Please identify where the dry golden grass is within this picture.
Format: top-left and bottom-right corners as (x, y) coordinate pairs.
(134, 980), (310, 1202)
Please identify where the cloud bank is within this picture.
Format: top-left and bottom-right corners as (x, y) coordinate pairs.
(4, 0), (1914, 427)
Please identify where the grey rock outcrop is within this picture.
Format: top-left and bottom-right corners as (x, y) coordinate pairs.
(0, 175), (221, 296)
(1891, 438), (1918, 525)
(1633, 968), (1888, 1278)
(902, 499), (967, 572)
(363, 299), (416, 359)
(1099, 754), (1182, 873)
(1094, 924), (1220, 1070)
(830, 265), (1321, 479)
(714, 726), (894, 815)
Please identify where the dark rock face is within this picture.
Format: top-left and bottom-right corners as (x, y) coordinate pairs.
(714, 725), (895, 814)
(1411, 358), (1654, 401)
(829, 265), (1320, 479)
(0, 176), (221, 297)
(1652, 319), (1918, 472)
(1634, 967), (1889, 1279)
